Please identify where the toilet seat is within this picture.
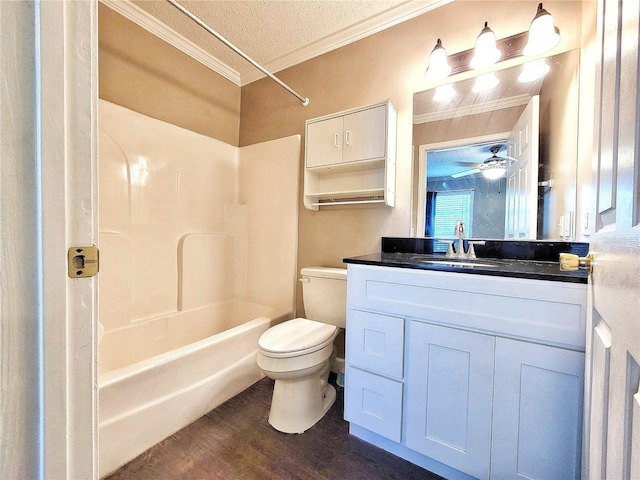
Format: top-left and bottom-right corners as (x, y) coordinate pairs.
(258, 317), (338, 358)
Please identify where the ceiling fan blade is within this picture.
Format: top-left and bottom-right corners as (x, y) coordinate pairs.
(451, 168), (481, 178)
(452, 161), (483, 168)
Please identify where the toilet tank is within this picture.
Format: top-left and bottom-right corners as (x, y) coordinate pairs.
(301, 267), (347, 328)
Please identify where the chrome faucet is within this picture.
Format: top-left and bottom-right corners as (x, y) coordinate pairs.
(451, 220), (466, 258)
(445, 221), (485, 259)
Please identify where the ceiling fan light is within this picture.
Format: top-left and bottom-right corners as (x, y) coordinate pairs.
(518, 58), (551, 82)
(470, 22), (501, 70)
(473, 72), (499, 92)
(523, 3), (560, 56)
(425, 39), (452, 82)
(482, 165), (506, 179)
(433, 83), (456, 102)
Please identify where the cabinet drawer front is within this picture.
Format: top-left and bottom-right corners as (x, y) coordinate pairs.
(491, 338), (584, 480)
(344, 366), (403, 442)
(346, 309), (404, 379)
(406, 321), (494, 480)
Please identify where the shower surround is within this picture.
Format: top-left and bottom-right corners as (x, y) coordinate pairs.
(98, 100), (300, 475)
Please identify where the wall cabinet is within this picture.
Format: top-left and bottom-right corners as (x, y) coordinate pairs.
(345, 264), (587, 480)
(304, 101), (396, 210)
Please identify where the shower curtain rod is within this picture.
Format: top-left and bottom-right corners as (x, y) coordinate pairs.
(165, 0), (310, 106)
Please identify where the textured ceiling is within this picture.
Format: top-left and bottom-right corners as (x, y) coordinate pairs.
(121, 0), (446, 84)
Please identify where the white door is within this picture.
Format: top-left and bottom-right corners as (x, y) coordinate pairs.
(584, 0), (640, 478)
(504, 95), (539, 239)
(40, 2), (99, 478)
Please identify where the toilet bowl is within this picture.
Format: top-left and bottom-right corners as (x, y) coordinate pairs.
(257, 267), (347, 434)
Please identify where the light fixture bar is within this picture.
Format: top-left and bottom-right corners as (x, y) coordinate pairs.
(165, 0), (310, 106)
(446, 31), (529, 77)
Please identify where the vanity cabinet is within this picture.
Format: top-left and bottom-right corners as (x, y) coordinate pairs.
(344, 264), (587, 480)
(303, 101), (396, 210)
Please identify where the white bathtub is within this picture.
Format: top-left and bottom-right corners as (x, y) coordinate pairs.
(98, 300), (291, 477)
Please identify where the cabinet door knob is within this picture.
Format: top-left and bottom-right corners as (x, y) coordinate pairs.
(334, 132), (339, 148)
(345, 129), (351, 146)
(559, 253), (593, 273)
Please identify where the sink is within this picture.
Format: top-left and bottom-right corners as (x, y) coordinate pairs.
(420, 260), (499, 268)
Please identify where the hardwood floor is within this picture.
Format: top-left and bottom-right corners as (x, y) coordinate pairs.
(104, 376), (443, 480)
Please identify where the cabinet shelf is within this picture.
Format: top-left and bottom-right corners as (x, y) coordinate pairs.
(304, 100), (396, 210)
(305, 188), (385, 201)
(306, 157), (385, 173)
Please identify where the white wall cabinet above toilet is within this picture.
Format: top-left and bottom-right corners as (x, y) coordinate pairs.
(304, 100), (396, 210)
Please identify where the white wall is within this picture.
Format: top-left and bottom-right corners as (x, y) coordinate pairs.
(98, 101), (299, 373)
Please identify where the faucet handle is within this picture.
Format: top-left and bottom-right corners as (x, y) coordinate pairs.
(437, 239), (456, 258)
(467, 241), (486, 259)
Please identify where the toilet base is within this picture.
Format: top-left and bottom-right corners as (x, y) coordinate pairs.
(267, 375), (337, 434)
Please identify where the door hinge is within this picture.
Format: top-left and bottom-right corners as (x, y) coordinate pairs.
(68, 245), (99, 278)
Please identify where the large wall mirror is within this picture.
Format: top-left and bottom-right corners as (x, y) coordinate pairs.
(412, 49), (580, 243)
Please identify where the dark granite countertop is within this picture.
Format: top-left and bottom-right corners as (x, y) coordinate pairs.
(342, 238), (589, 284)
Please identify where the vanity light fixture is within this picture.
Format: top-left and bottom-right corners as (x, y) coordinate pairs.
(425, 38), (452, 82)
(523, 3), (561, 56)
(425, 4), (560, 84)
(518, 58), (551, 82)
(473, 72), (500, 92)
(469, 22), (501, 70)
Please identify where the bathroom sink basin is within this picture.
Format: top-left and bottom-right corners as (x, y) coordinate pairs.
(420, 260), (499, 268)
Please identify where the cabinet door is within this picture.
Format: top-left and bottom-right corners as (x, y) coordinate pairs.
(342, 105), (386, 163)
(491, 338), (584, 479)
(406, 322), (495, 480)
(344, 366), (403, 442)
(306, 116), (343, 168)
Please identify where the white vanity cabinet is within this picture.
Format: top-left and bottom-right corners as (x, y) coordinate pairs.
(303, 101), (396, 210)
(344, 263), (587, 480)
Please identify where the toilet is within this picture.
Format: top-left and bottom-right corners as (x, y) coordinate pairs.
(257, 267), (347, 434)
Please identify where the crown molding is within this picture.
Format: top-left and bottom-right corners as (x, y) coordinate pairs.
(100, 0), (241, 85)
(413, 93), (531, 124)
(101, 0), (452, 87)
(242, 0), (454, 85)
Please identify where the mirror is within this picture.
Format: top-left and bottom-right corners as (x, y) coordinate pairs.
(413, 49), (580, 242)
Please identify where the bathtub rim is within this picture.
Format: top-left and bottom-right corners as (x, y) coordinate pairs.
(99, 306), (291, 389)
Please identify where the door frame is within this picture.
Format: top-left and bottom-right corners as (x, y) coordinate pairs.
(40, 1), (99, 478)
(415, 132), (509, 237)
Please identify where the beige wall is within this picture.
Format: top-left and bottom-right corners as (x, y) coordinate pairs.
(98, 3), (241, 145)
(239, 1), (588, 314)
(98, 1), (592, 317)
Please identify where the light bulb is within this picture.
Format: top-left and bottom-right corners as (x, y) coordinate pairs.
(473, 72), (499, 92)
(518, 58), (551, 82)
(425, 39), (452, 82)
(470, 22), (501, 70)
(433, 83), (456, 102)
(523, 3), (560, 56)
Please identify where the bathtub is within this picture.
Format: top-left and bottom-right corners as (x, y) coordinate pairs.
(98, 300), (291, 477)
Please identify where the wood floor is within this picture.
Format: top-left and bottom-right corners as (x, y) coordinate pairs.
(104, 376), (443, 480)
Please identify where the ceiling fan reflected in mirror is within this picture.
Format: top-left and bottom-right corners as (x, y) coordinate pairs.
(450, 145), (514, 179)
